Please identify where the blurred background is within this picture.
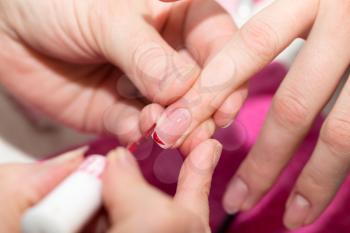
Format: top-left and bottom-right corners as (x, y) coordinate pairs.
(0, 85), (93, 163)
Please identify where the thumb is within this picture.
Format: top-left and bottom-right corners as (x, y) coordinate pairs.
(103, 148), (204, 233)
(102, 148), (155, 223)
(175, 139), (222, 224)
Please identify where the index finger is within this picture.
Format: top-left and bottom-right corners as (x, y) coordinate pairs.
(151, 0), (317, 149)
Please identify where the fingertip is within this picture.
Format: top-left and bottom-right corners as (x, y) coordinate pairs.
(44, 146), (88, 165)
(214, 87), (248, 128)
(106, 147), (143, 189)
(187, 139), (223, 172)
(222, 176), (249, 215)
(283, 193), (311, 230)
(106, 147), (138, 171)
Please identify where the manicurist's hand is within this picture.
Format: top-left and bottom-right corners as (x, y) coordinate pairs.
(0, 148), (85, 233)
(103, 139), (222, 233)
(154, 0), (350, 230)
(0, 139), (222, 233)
(0, 0), (239, 146)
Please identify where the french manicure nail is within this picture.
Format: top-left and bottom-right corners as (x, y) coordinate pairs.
(223, 177), (249, 214)
(127, 124), (156, 152)
(284, 194), (310, 230)
(145, 124), (156, 137)
(152, 108), (192, 149)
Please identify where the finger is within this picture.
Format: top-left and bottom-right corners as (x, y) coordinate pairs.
(18, 147), (86, 210)
(103, 100), (143, 145)
(175, 139), (222, 223)
(213, 84), (248, 128)
(103, 148), (157, 223)
(103, 148), (203, 233)
(111, 209), (203, 233)
(64, 70), (145, 146)
(102, 75), (144, 145)
(151, 0), (318, 149)
(96, 8), (200, 105)
(184, 0), (238, 66)
(179, 119), (216, 156)
(0, 147), (85, 232)
(103, 148), (204, 233)
(284, 72), (350, 229)
(185, 0), (247, 131)
(127, 103), (164, 152)
(224, 1), (350, 214)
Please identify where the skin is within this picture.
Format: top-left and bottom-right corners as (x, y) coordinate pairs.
(0, 140), (222, 233)
(0, 148), (85, 233)
(0, 0), (244, 151)
(159, 0), (350, 230)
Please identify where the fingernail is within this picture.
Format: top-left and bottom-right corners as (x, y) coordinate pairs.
(145, 124), (156, 137)
(223, 177), (248, 214)
(284, 194), (310, 230)
(213, 143), (223, 167)
(222, 120), (234, 129)
(127, 142), (138, 153)
(47, 146), (88, 165)
(152, 108), (192, 149)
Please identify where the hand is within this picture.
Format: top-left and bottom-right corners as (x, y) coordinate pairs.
(0, 148), (85, 233)
(0, 0), (236, 145)
(152, 0), (350, 229)
(103, 139), (222, 233)
(0, 139), (221, 233)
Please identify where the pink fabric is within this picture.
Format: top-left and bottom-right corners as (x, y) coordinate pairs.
(82, 62), (350, 232)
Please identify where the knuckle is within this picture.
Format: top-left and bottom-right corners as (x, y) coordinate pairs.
(320, 116), (350, 155)
(158, 212), (179, 228)
(296, 177), (325, 204)
(240, 19), (279, 62)
(296, 168), (337, 204)
(156, 207), (197, 231)
(188, 214), (206, 233)
(241, 157), (276, 193)
(300, 169), (326, 191)
(272, 91), (310, 129)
